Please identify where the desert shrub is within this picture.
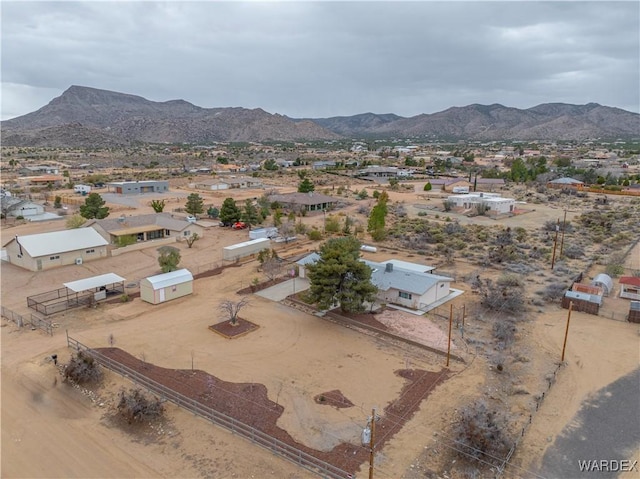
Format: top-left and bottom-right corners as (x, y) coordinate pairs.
(443, 200), (454, 212)
(63, 351), (103, 385)
(496, 274), (523, 288)
(454, 400), (512, 466)
(308, 229), (322, 241)
(493, 320), (516, 349)
(541, 282), (567, 301)
(116, 388), (164, 424)
(563, 244), (584, 259)
(477, 278), (525, 315)
(605, 263), (625, 277)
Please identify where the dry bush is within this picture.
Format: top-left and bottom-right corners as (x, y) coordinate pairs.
(116, 388), (164, 424)
(539, 282), (568, 301)
(63, 351), (103, 385)
(454, 400), (513, 466)
(493, 319), (516, 350)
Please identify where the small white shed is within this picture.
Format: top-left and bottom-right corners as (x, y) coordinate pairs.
(140, 268), (194, 305)
(591, 273), (614, 297)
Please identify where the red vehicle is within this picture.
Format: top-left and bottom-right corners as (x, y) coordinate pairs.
(232, 221), (247, 230)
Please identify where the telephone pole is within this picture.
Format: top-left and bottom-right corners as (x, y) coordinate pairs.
(446, 304), (453, 367)
(551, 219), (560, 269)
(369, 408), (376, 479)
(561, 301), (573, 362)
(559, 209), (567, 256)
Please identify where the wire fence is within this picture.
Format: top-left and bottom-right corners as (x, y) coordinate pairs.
(66, 334), (353, 479)
(1, 306), (53, 335)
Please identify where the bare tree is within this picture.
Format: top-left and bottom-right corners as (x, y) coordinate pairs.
(219, 297), (250, 326)
(185, 233), (200, 248)
(262, 257), (284, 281)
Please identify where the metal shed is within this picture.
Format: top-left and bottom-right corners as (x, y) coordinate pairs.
(628, 301), (640, 323)
(223, 238), (270, 262)
(562, 290), (602, 315)
(140, 269), (193, 305)
(591, 273), (614, 296)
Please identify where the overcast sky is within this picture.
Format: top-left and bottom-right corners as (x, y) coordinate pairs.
(2, 1), (639, 120)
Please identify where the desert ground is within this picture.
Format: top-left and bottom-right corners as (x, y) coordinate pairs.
(2, 180), (639, 478)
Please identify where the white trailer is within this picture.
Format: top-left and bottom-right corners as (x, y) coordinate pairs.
(249, 227), (278, 240)
(223, 238), (271, 261)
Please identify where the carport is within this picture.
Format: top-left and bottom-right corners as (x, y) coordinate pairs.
(27, 273), (126, 315)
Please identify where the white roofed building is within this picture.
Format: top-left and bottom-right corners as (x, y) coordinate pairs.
(4, 228), (108, 271)
(140, 269), (194, 305)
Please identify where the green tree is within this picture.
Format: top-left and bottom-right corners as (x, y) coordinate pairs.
(509, 158), (529, 183)
(241, 199), (260, 227)
(219, 197), (241, 225)
(53, 196), (62, 209)
(298, 177), (315, 193)
(184, 193), (204, 216)
(79, 193), (110, 219)
(150, 199), (166, 213)
(157, 246), (181, 273)
(367, 191), (388, 240)
(263, 159), (278, 171)
(207, 206), (219, 218)
(423, 182), (432, 191)
(306, 237), (377, 313)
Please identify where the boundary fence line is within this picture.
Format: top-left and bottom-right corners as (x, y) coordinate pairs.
(1, 306), (53, 335)
(66, 334), (353, 479)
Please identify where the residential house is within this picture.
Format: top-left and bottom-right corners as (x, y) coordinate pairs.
(107, 180), (169, 194)
(268, 192), (338, 212)
(4, 228), (108, 271)
(1, 196), (45, 218)
(425, 178), (472, 192)
(86, 213), (204, 245)
(547, 177), (585, 189)
(296, 254), (454, 311)
(446, 192), (515, 215)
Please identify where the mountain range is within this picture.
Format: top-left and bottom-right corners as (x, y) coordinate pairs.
(2, 85), (638, 147)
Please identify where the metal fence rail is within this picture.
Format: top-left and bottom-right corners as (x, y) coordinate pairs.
(1, 306), (53, 335)
(66, 335), (352, 479)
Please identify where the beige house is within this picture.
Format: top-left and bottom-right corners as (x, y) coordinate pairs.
(4, 228), (108, 271)
(86, 213), (204, 246)
(140, 269), (194, 305)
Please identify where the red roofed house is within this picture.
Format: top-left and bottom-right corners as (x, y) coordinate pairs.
(619, 277), (640, 300)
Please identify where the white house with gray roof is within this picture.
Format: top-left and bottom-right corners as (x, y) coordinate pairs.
(4, 228), (108, 271)
(364, 260), (453, 310)
(86, 213), (204, 245)
(296, 254), (453, 310)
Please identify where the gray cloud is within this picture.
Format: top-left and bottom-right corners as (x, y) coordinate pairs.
(2, 1), (638, 120)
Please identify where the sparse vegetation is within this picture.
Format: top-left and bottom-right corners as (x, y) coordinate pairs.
(63, 351), (103, 385)
(116, 388), (164, 424)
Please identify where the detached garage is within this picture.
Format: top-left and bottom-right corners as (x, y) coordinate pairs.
(140, 269), (193, 305)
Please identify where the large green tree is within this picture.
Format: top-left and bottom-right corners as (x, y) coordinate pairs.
(219, 197), (241, 225)
(298, 177), (315, 193)
(184, 193), (204, 216)
(241, 199), (260, 227)
(306, 237), (377, 313)
(367, 190), (388, 241)
(79, 193), (110, 219)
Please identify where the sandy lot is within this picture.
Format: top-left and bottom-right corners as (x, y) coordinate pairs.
(2, 185), (639, 479)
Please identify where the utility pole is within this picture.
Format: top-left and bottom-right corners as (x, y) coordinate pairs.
(561, 301), (573, 362)
(368, 408), (376, 479)
(446, 304), (453, 367)
(559, 209), (568, 256)
(551, 219), (560, 269)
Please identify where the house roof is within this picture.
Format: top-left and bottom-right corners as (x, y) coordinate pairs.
(296, 252), (321, 266)
(64, 273), (126, 293)
(364, 260), (452, 295)
(548, 177), (584, 185)
(15, 228), (108, 257)
(268, 192), (337, 206)
(428, 178), (470, 186)
(565, 290), (602, 305)
(619, 276), (640, 287)
(89, 213), (191, 234)
(476, 178), (506, 184)
(144, 269), (193, 290)
(383, 259), (435, 273)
